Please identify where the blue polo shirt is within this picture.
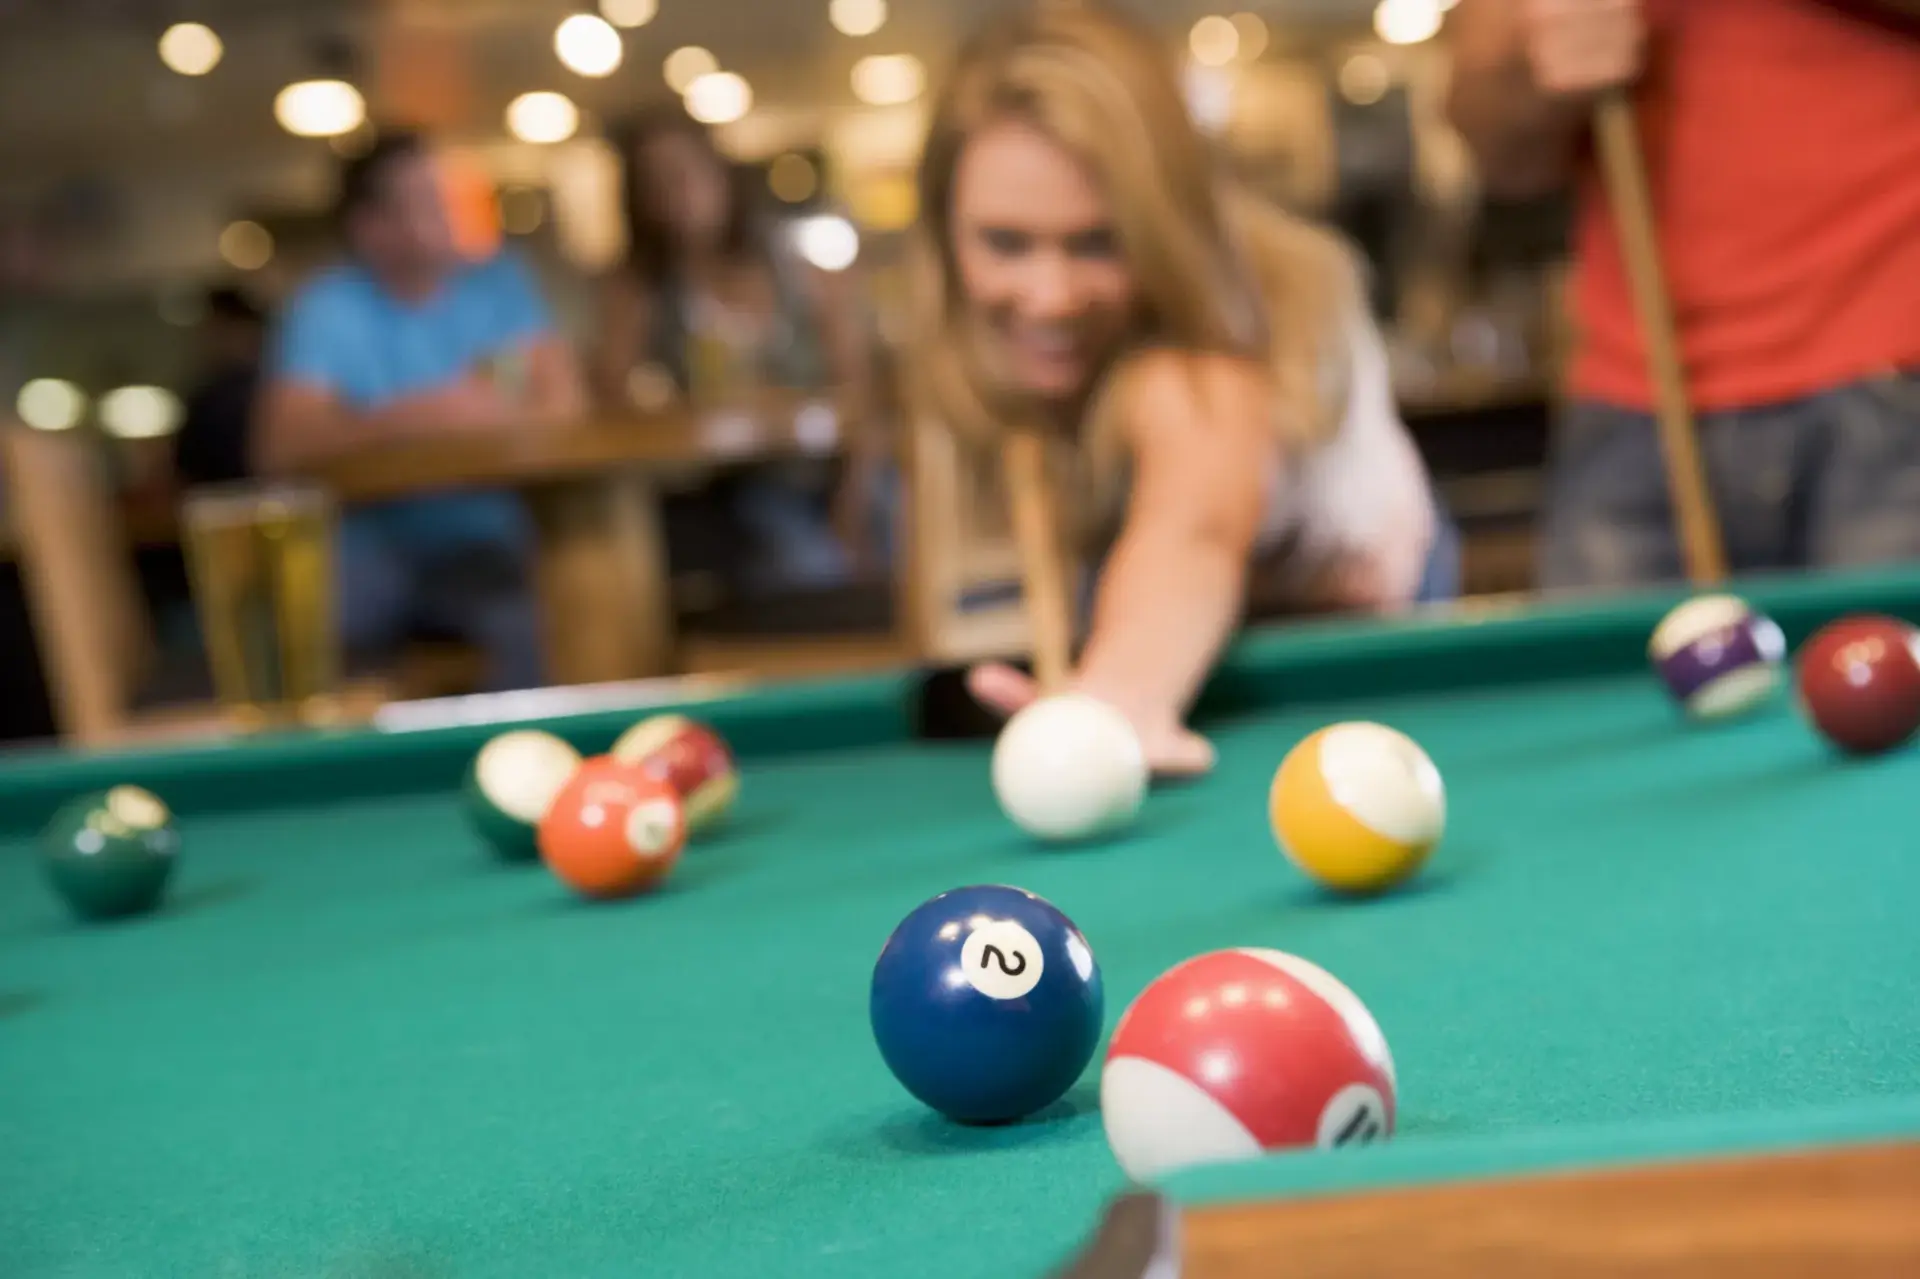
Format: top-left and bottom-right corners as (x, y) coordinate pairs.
(270, 250), (552, 551)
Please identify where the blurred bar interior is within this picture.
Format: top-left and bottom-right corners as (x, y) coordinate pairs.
(0, 0), (1563, 748)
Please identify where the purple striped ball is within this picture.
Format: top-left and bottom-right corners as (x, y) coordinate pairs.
(1648, 595), (1786, 720)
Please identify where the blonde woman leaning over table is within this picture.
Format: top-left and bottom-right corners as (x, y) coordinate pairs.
(907, 4), (1457, 778)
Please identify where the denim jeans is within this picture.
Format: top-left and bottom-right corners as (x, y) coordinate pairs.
(336, 509), (546, 692)
(1414, 506), (1463, 605)
(1538, 370), (1920, 590)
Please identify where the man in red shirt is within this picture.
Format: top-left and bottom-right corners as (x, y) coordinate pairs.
(1448, 0), (1920, 589)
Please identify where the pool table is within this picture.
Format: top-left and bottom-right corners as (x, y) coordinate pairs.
(5, 567), (1920, 1279)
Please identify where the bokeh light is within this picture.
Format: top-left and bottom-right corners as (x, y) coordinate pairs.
(600, 0), (657, 27)
(98, 386), (183, 440)
(830, 0), (888, 37)
(555, 13), (624, 77)
(508, 92), (580, 144)
(1375, 0), (1443, 45)
(685, 72), (752, 125)
(851, 54), (924, 106)
(1189, 16), (1239, 67)
(793, 215), (859, 272)
(275, 80), (366, 138)
(158, 23), (222, 76)
(16, 379), (86, 432)
(664, 46), (718, 93)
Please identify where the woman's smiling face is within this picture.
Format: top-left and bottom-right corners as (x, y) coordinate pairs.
(948, 119), (1140, 403)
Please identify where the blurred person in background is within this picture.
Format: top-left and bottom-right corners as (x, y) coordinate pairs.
(1448, 0), (1920, 589)
(256, 130), (586, 690)
(592, 105), (887, 600)
(173, 286), (267, 489)
(910, 6), (1453, 777)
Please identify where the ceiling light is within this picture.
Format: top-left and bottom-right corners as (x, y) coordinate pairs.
(16, 379), (85, 432)
(1375, 0), (1443, 45)
(1338, 53), (1392, 105)
(274, 80), (366, 138)
(850, 53), (924, 106)
(664, 46), (717, 93)
(599, 0), (657, 27)
(793, 215), (859, 272)
(1230, 13), (1268, 61)
(556, 13), (623, 77)
(684, 71), (751, 125)
(218, 221), (274, 271)
(158, 22), (222, 76)
(830, 0), (888, 37)
(508, 92), (581, 144)
(1188, 15), (1239, 67)
(98, 386), (183, 441)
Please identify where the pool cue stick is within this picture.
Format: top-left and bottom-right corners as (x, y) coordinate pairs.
(1004, 430), (1074, 693)
(1592, 89), (1729, 585)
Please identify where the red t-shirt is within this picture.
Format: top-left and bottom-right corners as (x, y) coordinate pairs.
(1569, 0), (1920, 411)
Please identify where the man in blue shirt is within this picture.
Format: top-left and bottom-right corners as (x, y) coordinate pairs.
(257, 132), (586, 690)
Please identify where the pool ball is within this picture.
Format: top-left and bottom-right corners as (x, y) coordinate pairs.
(1101, 948), (1396, 1182)
(991, 693), (1147, 842)
(41, 786), (180, 921)
(870, 884), (1103, 1124)
(464, 729), (582, 861)
(1794, 615), (1920, 756)
(1270, 722), (1444, 895)
(1648, 594), (1786, 719)
(537, 756), (688, 899)
(609, 713), (738, 836)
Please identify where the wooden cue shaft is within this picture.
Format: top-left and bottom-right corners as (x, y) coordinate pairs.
(1003, 430), (1073, 693)
(1592, 90), (1729, 584)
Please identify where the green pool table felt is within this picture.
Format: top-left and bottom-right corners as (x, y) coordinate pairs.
(4, 568), (1920, 1278)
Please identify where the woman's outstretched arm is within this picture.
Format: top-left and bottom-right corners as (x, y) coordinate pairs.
(1068, 351), (1274, 766)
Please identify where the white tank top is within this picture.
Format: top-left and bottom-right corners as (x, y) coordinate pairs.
(1253, 303), (1435, 599)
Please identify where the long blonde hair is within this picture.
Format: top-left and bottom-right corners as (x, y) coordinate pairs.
(908, 3), (1359, 525)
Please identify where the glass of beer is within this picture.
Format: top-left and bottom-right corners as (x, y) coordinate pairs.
(179, 481), (341, 730)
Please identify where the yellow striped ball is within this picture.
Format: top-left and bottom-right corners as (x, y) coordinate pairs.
(1269, 722), (1445, 895)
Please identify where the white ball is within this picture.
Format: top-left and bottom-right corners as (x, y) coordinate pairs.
(991, 693), (1147, 841)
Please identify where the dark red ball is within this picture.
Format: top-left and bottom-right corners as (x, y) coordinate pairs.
(608, 714), (738, 834)
(1794, 615), (1920, 755)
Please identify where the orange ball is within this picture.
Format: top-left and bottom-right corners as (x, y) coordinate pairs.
(537, 756), (688, 899)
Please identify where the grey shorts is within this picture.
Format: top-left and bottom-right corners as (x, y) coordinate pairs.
(1537, 369), (1920, 591)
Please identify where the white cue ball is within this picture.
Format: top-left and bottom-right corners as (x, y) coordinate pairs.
(992, 693), (1148, 842)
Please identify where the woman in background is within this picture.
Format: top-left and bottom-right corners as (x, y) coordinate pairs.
(593, 105), (886, 597)
(910, 5), (1456, 775)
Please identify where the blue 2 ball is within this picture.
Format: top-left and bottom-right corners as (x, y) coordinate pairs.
(870, 884), (1103, 1124)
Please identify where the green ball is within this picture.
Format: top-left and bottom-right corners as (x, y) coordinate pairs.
(41, 786), (180, 921)
(464, 729), (582, 862)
